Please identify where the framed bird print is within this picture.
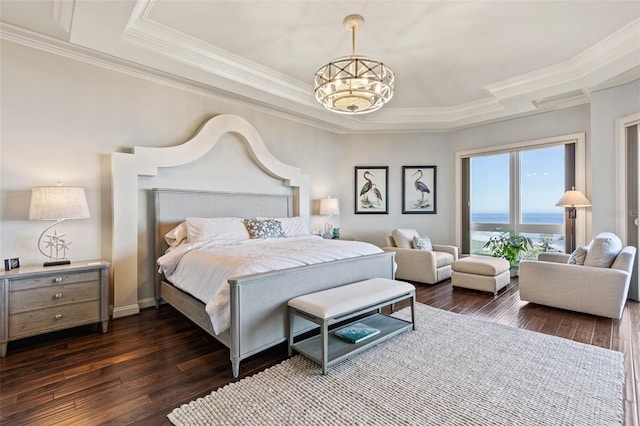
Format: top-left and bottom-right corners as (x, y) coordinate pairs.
(402, 166), (437, 214)
(355, 166), (389, 214)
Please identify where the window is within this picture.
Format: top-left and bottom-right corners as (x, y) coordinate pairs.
(458, 135), (585, 257)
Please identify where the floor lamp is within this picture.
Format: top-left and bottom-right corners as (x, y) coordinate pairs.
(555, 187), (591, 253)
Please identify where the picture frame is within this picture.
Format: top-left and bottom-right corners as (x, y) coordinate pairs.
(402, 166), (437, 214)
(4, 257), (20, 271)
(355, 166), (389, 214)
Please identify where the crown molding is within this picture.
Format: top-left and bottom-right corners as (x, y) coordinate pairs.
(52, 0), (75, 34)
(2, 5), (638, 134)
(483, 18), (640, 101)
(122, 0), (314, 107)
(0, 22), (353, 134)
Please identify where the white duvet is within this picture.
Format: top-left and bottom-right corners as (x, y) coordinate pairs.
(157, 235), (383, 334)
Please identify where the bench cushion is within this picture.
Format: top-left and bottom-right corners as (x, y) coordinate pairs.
(451, 256), (510, 276)
(288, 278), (415, 320)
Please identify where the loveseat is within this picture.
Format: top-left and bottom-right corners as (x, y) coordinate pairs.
(382, 228), (458, 284)
(519, 232), (636, 319)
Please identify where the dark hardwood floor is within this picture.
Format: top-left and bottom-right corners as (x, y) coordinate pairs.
(1, 278), (638, 425)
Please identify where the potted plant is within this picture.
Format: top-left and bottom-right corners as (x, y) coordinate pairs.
(483, 229), (534, 276)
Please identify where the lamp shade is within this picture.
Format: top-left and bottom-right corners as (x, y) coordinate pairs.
(319, 197), (340, 215)
(555, 189), (592, 208)
(29, 186), (90, 220)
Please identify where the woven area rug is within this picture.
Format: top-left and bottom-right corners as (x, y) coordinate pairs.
(168, 303), (624, 425)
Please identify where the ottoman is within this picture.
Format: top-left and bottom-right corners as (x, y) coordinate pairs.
(451, 256), (511, 295)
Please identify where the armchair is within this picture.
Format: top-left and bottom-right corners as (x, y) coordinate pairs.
(519, 241), (636, 320)
(383, 228), (459, 284)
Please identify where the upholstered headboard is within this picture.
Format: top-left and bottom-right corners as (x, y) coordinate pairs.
(153, 188), (292, 259)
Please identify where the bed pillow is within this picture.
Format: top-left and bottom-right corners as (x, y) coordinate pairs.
(392, 228), (420, 249)
(583, 232), (622, 268)
(258, 216), (310, 237)
(164, 222), (188, 249)
(244, 219), (286, 239)
(567, 246), (588, 265)
(185, 217), (250, 244)
(413, 236), (433, 251)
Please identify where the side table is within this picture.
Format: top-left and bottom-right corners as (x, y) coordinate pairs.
(0, 260), (110, 357)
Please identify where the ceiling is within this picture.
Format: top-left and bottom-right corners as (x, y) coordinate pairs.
(1, 0), (640, 133)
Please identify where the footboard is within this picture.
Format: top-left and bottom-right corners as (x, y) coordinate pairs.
(228, 251), (395, 377)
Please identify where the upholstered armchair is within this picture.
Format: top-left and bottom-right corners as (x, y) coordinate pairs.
(383, 228), (459, 284)
(519, 232), (636, 320)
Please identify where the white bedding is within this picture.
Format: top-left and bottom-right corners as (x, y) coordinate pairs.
(157, 235), (383, 334)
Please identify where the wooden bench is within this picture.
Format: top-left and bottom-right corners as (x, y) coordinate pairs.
(287, 278), (416, 374)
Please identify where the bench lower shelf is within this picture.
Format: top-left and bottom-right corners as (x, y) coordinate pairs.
(290, 313), (413, 370)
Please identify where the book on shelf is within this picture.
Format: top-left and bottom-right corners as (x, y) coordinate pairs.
(334, 323), (380, 344)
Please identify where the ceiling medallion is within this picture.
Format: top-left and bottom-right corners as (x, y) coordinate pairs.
(314, 14), (395, 114)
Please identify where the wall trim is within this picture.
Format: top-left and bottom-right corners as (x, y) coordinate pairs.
(110, 114), (309, 317)
(615, 112), (640, 244)
(112, 304), (140, 319)
(138, 297), (157, 310)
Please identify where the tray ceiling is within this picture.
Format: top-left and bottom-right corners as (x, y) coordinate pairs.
(1, 0), (639, 132)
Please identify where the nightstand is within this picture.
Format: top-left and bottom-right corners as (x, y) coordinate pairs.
(0, 260), (110, 357)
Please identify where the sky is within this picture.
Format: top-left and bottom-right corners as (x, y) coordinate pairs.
(471, 145), (565, 215)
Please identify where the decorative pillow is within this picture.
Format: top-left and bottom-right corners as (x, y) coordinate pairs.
(164, 222), (187, 249)
(413, 236), (433, 251)
(583, 232), (622, 268)
(258, 216), (310, 237)
(244, 219), (286, 239)
(185, 217), (250, 244)
(392, 229), (420, 249)
(567, 246), (588, 265)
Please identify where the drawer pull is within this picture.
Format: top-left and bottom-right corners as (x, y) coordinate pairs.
(53, 277), (63, 283)
(54, 293), (63, 299)
(54, 314), (63, 320)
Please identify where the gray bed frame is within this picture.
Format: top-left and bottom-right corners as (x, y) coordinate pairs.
(153, 188), (395, 377)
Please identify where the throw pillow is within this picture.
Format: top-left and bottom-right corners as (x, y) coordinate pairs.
(257, 216), (309, 237)
(392, 228), (420, 249)
(583, 232), (622, 268)
(413, 236), (433, 251)
(185, 217), (250, 244)
(164, 222), (187, 249)
(244, 219), (286, 239)
(567, 246), (588, 265)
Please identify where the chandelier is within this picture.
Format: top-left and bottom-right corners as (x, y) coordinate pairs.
(314, 14), (395, 114)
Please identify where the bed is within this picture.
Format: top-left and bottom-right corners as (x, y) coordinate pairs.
(153, 188), (396, 377)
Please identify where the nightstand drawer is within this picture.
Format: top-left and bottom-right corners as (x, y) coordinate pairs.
(9, 271), (99, 291)
(9, 282), (100, 314)
(9, 300), (101, 338)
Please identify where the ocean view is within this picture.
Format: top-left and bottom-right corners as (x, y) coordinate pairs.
(472, 212), (564, 224)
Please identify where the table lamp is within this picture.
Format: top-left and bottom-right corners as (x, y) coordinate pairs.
(319, 197), (339, 239)
(29, 184), (90, 266)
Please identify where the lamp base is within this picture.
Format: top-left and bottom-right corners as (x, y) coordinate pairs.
(43, 260), (71, 267)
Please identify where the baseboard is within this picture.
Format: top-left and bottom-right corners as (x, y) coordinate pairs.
(112, 303), (140, 318)
(138, 297), (157, 309)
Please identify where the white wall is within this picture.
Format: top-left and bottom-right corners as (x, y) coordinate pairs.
(590, 79), (640, 234)
(0, 40), (341, 307)
(2, 39), (638, 310)
(339, 132), (451, 246)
